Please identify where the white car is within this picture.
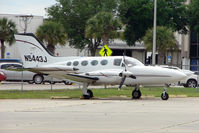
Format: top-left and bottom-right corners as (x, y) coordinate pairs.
(160, 65), (198, 88)
(0, 62), (72, 85)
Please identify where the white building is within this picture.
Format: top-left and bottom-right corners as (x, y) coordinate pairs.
(0, 14), (84, 59)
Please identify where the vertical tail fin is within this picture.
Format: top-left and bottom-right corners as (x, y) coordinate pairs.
(15, 33), (55, 68)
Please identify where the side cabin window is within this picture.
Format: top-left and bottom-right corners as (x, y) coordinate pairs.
(73, 61), (79, 66)
(91, 60), (98, 66)
(66, 62), (72, 66)
(125, 58), (144, 67)
(100, 59), (108, 65)
(113, 59), (122, 66)
(81, 60), (88, 66)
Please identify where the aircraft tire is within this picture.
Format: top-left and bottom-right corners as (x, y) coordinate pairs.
(83, 94), (91, 99)
(87, 89), (93, 98)
(132, 90), (141, 99)
(161, 92), (169, 100)
(82, 89), (93, 99)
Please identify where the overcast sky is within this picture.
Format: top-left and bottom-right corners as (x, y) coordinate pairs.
(0, 0), (57, 17)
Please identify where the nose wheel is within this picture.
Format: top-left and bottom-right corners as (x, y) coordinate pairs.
(161, 84), (169, 100)
(161, 91), (169, 100)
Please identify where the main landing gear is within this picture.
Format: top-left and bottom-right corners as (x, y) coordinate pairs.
(82, 83), (93, 99)
(132, 85), (142, 99)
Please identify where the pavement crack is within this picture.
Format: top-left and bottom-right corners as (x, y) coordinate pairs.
(161, 119), (199, 130)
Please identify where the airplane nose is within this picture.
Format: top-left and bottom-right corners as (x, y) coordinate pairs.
(171, 70), (187, 81)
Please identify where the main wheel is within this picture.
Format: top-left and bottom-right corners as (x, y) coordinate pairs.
(161, 92), (169, 100)
(132, 90), (141, 99)
(186, 79), (197, 88)
(87, 89), (93, 98)
(83, 89), (93, 99)
(33, 74), (44, 84)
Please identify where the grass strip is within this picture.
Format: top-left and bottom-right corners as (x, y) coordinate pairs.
(0, 87), (199, 99)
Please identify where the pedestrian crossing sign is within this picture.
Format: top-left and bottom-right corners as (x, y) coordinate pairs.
(99, 45), (112, 56)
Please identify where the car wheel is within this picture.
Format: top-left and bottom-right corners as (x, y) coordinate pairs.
(186, 79), (197, 88)
(64, 81), (72, 85)
(33, 74), (44, 84)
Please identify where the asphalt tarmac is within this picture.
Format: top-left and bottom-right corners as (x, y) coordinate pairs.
(0, 98), (199, 133)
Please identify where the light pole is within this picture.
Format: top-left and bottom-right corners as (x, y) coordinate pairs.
(152, 0), (157, 65)
(18, 15), (33, 33)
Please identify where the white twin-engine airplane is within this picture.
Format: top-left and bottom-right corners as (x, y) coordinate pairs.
(15, 33), (186, 100)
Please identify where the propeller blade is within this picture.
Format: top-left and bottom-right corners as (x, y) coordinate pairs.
(123, 54), (127, 71)
(118, 75), (126, 90)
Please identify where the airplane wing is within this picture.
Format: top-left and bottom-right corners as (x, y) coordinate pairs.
(65, 73), (99, 83)
(25, 65), (79, 75)
(25, 65), (99, 83)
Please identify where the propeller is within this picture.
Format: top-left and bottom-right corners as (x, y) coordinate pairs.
(118, 55), (136, 90)
(118, 75), (126, 90)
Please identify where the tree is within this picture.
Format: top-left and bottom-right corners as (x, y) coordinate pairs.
(46, 0), (118, 56)
(143, 26), (177, 65)
(188, 0), (199, 33)
(119, 0), (188, 46)
(36, 21), (67, 55)
(0, 17), (17, 58)
(119, 0), (153, 46)
(85, 12), (122, 55)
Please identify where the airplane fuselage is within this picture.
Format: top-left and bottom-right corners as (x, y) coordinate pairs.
(43, 56), (186, 86)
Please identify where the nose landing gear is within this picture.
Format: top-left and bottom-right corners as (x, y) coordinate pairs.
(161, 84), (169, 100)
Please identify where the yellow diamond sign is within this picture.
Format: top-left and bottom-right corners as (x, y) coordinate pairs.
(99, 45), (112, 56)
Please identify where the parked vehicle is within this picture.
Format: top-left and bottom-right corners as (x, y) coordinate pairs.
(0, 62), (72, 84)
(160, 65), (198, 88)
(0, 71), (6, 81)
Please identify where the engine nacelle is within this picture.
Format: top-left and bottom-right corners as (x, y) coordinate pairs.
(119, 71), (136, 79)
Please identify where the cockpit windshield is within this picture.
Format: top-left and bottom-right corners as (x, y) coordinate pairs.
(124, 57), (144, 67)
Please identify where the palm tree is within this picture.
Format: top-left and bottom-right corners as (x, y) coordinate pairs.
(85, 12), (122, 55)
(143, 26), (178, 65)
(0, 17), (17, 58)
(36, 21), (67, 55)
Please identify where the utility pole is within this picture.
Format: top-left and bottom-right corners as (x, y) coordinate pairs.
(19, 15), (33, 33)
(152, 0), (157, 65)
